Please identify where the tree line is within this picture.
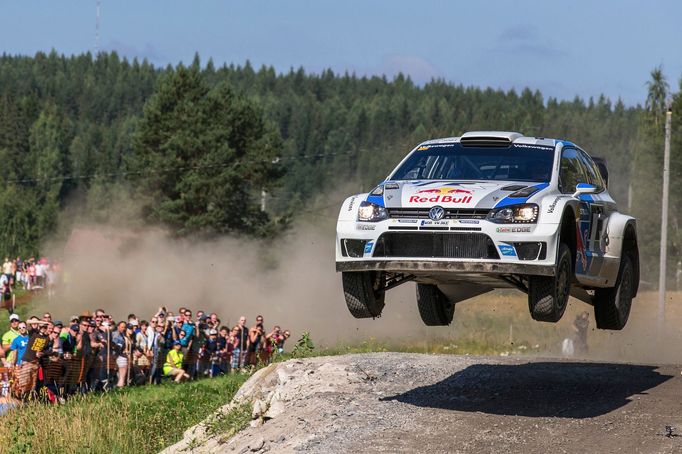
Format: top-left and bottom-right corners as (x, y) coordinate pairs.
(0, 51), (679, 285)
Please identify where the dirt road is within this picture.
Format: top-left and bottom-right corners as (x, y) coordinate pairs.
(165, 353), (682, 453)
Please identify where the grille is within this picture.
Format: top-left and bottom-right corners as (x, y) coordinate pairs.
(387, 208), (491, 220)
(373, 232), (499, 259)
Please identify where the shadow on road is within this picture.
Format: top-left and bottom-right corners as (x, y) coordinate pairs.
(381, 362), (673, 418)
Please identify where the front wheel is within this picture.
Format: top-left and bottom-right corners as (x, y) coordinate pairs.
(416, 284), (455, 326)
(528, 243), (572, 323)
(342, 271), (385, 319)
(594, 254), (634, 330)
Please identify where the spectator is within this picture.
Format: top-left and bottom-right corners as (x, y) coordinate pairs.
(164, 341), (189, 382)
(278, 330), (291, 353)
(15, 319), (50, 397)
(572, 311), (590, 355)
(2, 314), (21, 364)
(8, 322), (29, 366)
(180, 310), (195, 347)
(149, 321), (166, 384)
(236, 316), (248, 367)
(2, 257), (12, 282)
(111, 322), (129, 388)
(0, 273), (12, 314)
(247, 320), (264, 366)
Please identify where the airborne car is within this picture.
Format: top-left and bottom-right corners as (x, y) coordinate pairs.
(336, 131), (639, 330)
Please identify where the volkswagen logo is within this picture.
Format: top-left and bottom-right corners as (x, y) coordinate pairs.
(429, 206), (445, 221)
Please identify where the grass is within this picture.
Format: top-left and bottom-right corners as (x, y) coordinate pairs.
(0, 289), (36, 334)
(0, 373), (250, 454)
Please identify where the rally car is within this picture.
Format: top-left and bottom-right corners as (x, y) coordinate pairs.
(336, 131), (639, 330)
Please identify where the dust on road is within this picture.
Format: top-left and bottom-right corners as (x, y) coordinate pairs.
(165, 353), (682, 454)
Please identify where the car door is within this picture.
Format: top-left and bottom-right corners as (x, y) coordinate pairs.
(559, 148), (601, 280)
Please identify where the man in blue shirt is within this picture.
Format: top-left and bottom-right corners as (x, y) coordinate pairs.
(180, 310), (195, 347)
(9, 322), (29, 365)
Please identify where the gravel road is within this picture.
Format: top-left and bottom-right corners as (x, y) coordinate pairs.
(165, 353), (682, 454)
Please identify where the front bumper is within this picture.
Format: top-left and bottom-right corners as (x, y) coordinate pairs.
(336, 259), (556, 276)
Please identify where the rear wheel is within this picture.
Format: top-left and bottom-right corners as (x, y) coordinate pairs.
(342, 271), (385, 318)
(528, 243), (572, 323)
(416, 284), (455, 326)
(594, 253), (634, 330)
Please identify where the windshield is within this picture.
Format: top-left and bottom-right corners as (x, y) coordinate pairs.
(390, 143), (555, 182)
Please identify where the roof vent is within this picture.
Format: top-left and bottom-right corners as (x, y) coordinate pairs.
(460, 131), (523, 148)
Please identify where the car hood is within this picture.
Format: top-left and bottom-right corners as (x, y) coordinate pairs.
(379, 180), (546, 209)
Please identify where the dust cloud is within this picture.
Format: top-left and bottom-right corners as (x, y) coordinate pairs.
(43, 222), (447, 346)
(37, 218), (682, 363)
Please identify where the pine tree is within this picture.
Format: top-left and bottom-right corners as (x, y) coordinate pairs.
(131, 65), (283, 237)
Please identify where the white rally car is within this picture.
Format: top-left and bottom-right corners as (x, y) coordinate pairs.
(336, 131), (639, 330)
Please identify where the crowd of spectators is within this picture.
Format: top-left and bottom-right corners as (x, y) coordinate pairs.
(0, 306), (291, 403)
(0, 256), (60, 313)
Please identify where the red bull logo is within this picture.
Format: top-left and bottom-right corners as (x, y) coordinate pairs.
(410, 187), (473, 204)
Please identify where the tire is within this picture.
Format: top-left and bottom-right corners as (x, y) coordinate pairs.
(528, 243), (572, 323)
(416, 284), (455, 326)
(594, 253), (634, 330)
(342, 271), (385, 319)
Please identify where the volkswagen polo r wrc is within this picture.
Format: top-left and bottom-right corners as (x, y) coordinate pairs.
(336, 131), (639, 329)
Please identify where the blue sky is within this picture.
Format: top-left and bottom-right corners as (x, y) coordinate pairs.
(2, 0), (681, 105)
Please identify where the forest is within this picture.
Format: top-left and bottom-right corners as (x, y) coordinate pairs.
(0, 51), (679, 284)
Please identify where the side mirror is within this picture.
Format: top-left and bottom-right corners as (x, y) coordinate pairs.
(573, 182), (597, 198)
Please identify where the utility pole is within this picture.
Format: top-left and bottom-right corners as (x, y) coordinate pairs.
(658, 106), (673, 332)
(95, 0), (101, 53)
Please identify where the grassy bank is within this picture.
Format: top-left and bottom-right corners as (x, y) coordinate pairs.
(0, 373), (251, 454)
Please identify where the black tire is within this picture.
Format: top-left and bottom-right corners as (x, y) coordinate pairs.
(342, 272), (385, 319)
(416, 284), (455, 326)
(594, 253), (634, 330)
(528, 243), (572, 323)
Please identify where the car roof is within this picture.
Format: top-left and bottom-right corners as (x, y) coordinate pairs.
(420, 131), (569, 148)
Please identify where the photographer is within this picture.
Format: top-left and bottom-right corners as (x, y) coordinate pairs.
(246, 318), (264, 366)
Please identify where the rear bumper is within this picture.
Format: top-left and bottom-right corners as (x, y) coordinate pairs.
(336, 260), (556, 276)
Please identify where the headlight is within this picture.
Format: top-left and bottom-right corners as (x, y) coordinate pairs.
(357, 201), (388, 222)
(487, 203), (539, 224)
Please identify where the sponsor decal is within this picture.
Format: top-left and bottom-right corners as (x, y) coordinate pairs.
(499, 244), (517, 256)
(547, 196), (561, 214)
(395, 219), (419, 224)
(514, 144), (554, 150)
(457, 219), (479, 224)
(420, 220), (448, 226)
(364, 241), (374, 254)
(356, 224), (376, 231)
(576, 226), (588, 271)
(409, 187), (473, 204)
(348, 196), (357, 212)
(385, 183), (399, 190)
(496, 227), (532, 233)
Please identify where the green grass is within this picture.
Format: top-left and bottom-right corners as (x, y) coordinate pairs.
(0, 373), (250, 454)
